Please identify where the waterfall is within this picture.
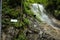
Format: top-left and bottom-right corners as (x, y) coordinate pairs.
(30, 3), (56, 27)
(30, 3), (60, 39)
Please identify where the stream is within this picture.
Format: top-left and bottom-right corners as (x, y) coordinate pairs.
(30, 3), (60, 29)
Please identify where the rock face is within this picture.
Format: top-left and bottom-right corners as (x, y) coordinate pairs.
(25, 16), (60, 40)
(2, 16), (60, 40)
(2, 27), (19, 40)
(24, 3), (60, 40)
(2, 0), (60, 40)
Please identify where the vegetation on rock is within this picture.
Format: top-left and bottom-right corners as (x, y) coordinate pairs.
(2, 0), (60, 40)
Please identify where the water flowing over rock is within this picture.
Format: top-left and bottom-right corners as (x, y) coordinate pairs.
(2, 0), (60, 40)
(30, 3), (60, 29)
(24, 3), (60, 40)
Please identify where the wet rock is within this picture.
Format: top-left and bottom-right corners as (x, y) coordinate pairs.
(2, 32), (6, 40)
(25, 16), (59, 40)
(2, 27), (19, 40)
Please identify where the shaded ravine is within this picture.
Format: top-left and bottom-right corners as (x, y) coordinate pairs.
(30, 3), (60, 29)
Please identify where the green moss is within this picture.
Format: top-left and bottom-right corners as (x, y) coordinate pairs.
(13, 22), (20, 28)
(23, 0), (34, 16)
(3, 7), (19, 18)
(2, 18), (10, 25)
(15, 34), (27, 40)
(14, 31), (27, 40)
(23, 18), (29, 25)
(54, 10), (60, 16)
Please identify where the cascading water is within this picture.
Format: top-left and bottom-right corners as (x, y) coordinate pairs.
(30, 3), (59, 28)
(30, 3), (60, 39)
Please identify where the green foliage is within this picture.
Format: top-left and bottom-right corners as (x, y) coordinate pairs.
(3, 7), (19, 18)
(2, 18), (10, 25)
(35, 0), (48, 6)
(23, 18), (29, 25)
(2, 0), (30, 28)
(14, 32), (27, 40)
(15, 34), (26, 40)
(11, 22), (20, 28)
(24, 0), (33, 15)
(46, 0), (60, 19)
(2, 0), (28, 40)
(2, 0), (60, 40)
(54, 10), (60, 16)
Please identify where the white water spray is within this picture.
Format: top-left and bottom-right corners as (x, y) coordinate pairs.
(30, 3), (60, 29)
